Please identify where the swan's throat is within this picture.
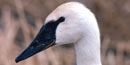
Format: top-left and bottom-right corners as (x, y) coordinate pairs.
(74, 36), (102, 65)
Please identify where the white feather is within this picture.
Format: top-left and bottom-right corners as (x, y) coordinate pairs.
(45, 2), (102, 65)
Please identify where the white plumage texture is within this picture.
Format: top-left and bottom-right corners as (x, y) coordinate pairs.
(45, 2), (101, 65)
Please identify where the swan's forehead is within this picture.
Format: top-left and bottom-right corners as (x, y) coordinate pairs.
(45, 2), (88, 24)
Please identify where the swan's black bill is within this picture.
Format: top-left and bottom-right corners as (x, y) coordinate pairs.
(15, 17), (65, 63)
(15, 22), (57, 63)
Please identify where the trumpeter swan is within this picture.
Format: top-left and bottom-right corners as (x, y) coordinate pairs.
(15, 2), (102, 65)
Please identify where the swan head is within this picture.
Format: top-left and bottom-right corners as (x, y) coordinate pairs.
(15, 2), (98, 63)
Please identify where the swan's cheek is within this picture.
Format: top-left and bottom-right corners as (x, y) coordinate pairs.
(55, 30), (79, 45)
(55, 23), (81, 45)
(56, 32), (71, 45)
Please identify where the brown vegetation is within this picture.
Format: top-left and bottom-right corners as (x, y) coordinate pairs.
(0, 0), (130, 65)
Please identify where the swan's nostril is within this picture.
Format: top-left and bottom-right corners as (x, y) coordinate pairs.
(31, 40), (40, 47)
(36, 40), (39, 43)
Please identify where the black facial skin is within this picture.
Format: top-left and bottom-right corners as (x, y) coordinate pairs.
(15, 17), (65, 63)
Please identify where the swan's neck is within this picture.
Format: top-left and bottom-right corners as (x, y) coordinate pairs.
(74, 33), (102, 65)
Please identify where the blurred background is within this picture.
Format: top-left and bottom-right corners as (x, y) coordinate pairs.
(0, 0), (130, 65)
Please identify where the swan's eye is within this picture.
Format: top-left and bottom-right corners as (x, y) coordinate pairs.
(57, 16), (65, 23)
